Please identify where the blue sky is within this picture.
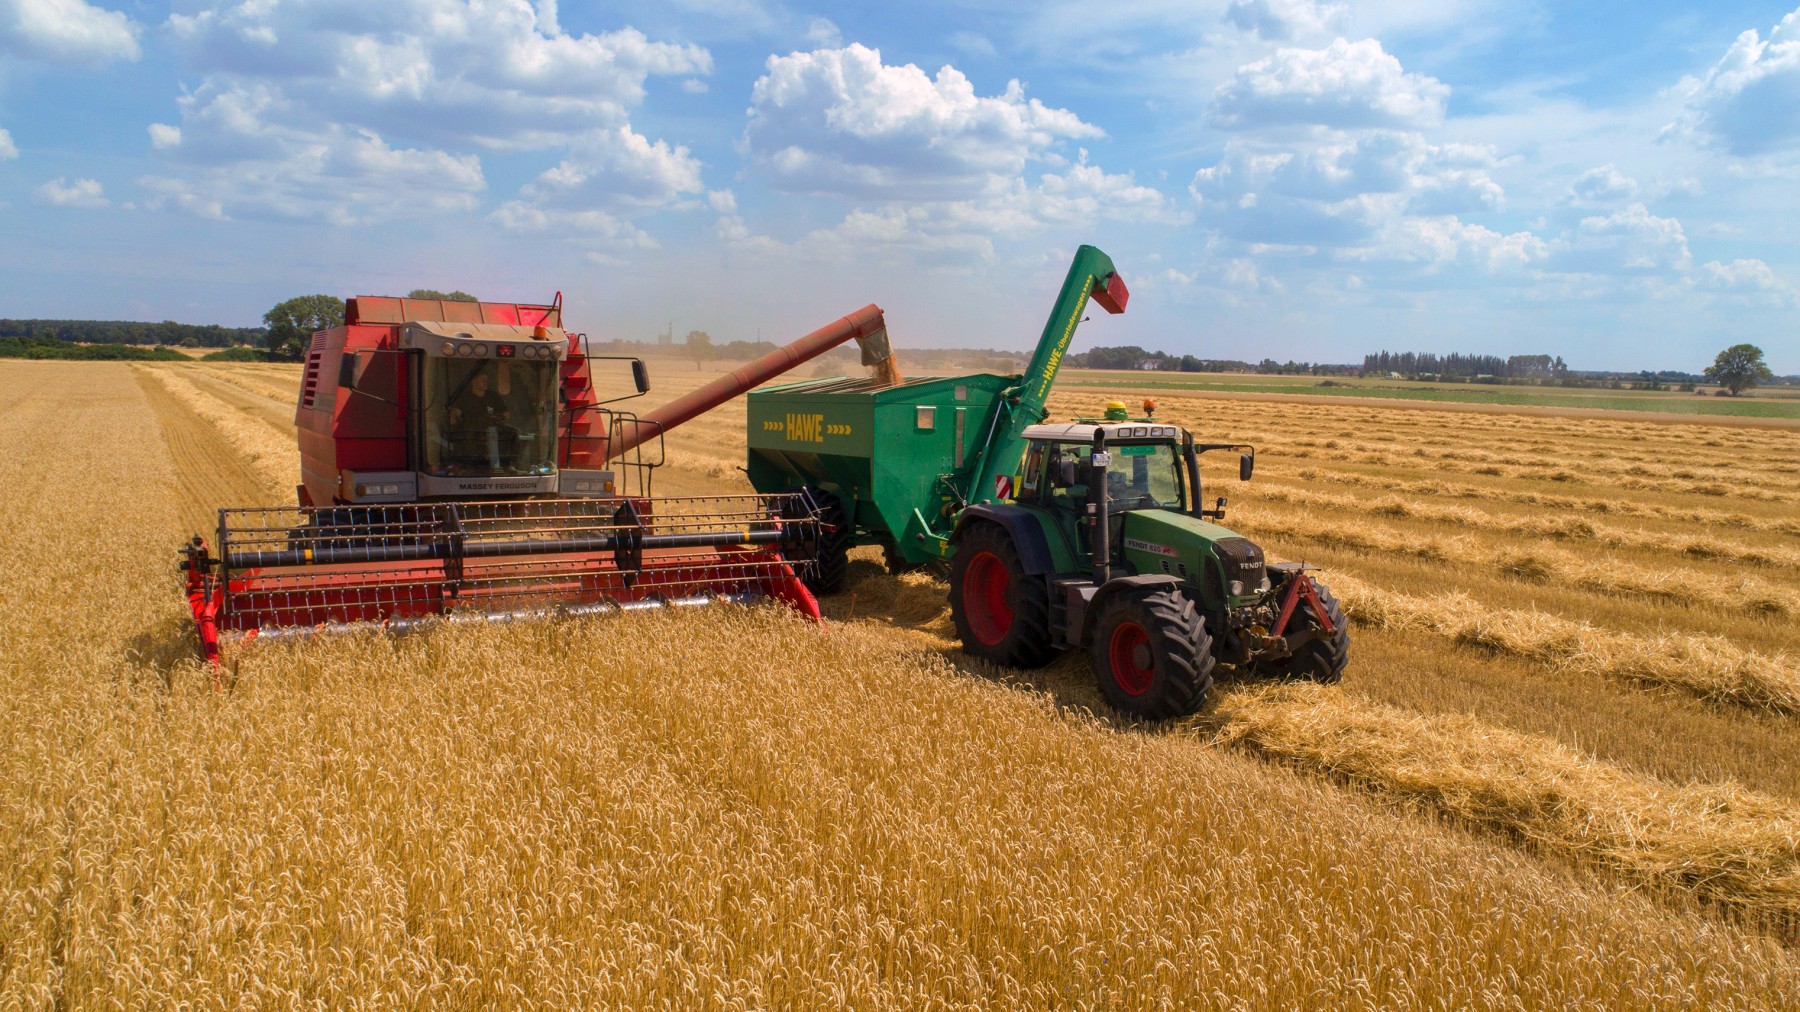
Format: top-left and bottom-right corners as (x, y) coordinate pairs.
(1, 1), (1796, 372)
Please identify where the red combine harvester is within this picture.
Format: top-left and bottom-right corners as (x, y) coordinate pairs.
(181, 292), (892, 667)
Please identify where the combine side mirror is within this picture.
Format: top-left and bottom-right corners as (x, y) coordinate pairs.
(337, 352), (360, 389)
(1239, 453), (1254, 481)
(630, 359), (650, 393)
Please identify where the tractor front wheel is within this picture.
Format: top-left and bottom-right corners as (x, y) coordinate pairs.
(1255, 576), (1349, 684)
(1091, 588), (1215, 718)
(949, 523), (1056, 669)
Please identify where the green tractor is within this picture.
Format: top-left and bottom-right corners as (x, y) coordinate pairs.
(744, 244), (1348, 717)
(947, 407), (1347, 717)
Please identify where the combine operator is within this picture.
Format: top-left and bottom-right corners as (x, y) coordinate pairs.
(444, 363), (520, 471)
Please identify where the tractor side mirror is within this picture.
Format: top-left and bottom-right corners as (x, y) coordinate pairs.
(1239, 453), (1254, 481)
(630, 359), (650, 393)
(1054, 458), (1079, 488)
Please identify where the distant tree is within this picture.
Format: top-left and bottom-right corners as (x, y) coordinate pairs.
(1704, 343), (1773, 396)
(263, 295), (344, 361)
(686, 329), (713, 369)
(407, 289), (479, 302)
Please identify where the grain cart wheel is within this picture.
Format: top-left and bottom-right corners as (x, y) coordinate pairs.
(1091, 588), (1215, 718)
(801, 488), (850, 596)
(950, 523), (1056, 669)
(1255, 576), (1349, 684)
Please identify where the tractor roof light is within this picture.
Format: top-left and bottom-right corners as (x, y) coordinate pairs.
(441, 341), (455, 356)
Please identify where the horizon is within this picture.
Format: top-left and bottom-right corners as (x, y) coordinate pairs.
(2, 2), (1798, 374)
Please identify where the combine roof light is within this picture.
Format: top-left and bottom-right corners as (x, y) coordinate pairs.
(441, 341), (455, 356)
(456, 344), (472, 357)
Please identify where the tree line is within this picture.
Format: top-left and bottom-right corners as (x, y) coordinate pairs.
(0, 336), (188, 361)
(0, 318), (261, 348)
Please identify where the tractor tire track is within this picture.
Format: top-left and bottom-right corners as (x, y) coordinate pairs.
(135, 367), (279, 536)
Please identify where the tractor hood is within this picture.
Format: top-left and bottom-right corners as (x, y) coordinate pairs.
(1119, 509), (1267, 608)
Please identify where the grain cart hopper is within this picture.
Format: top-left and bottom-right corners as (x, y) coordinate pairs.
(744, 246), (1348, 717)
(180, 294), (894, 666)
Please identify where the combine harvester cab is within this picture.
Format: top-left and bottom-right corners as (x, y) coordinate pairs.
(182, 293), (893, 666)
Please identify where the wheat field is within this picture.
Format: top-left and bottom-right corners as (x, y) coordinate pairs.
(1, 358), (1797, 1008)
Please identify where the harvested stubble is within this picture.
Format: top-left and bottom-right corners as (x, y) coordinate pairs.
(1285, 468), (1800, 538)
(1326, 572), (1800, 715)
(1243, 501), (1792, 616)
(137, 363), (293, 500)
(1213, 685), (1800, 925)
(1263, 478), (1800, 570)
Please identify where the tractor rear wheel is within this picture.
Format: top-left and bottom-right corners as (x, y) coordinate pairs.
(1091, 588), (1214, 718)
(1255, 576), (1349, 684)
(949, 523), (1057, 669)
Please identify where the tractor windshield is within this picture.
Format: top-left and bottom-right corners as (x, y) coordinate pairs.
(420, 357), (559, 477)
(1103, 442), (1184, 511)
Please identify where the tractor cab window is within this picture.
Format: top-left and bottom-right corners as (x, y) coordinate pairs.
(420, 357), (559, 477)
(1040, 443), (1090, 508)
(1103, 442), (1184, 511)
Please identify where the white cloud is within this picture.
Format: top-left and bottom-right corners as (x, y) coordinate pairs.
(162, 7), (708, 150)
(489, 202), (656, 247)
(1568, 164), (1639, 203)
(1210, 38), (1449, 130)
(141, 129), (484, 224)
(0, 128), (16, 160)
(746, 43), (1102, 199)
(519, 126), (702, 209)
(1225, 0), (1347, 42)
(1550, 203), (1692, 274)
(948, 31), (997, 59)
(1667, 9), (1800, 156)
(148, 1), (708, 222)
(1700, 258), (1794, 304)
(1191, 133), (1503, 247)
(803, 17), (841, 48)
(0, 0), (140, 66)
(35, 176), (108, 208)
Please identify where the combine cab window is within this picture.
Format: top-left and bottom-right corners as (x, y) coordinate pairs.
(1104, 442), (1183, 511)
(420, 357), (559, 477)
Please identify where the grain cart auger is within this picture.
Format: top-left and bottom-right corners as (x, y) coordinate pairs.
(180, 293), (895, 666)
(743, 245), (1349, 718)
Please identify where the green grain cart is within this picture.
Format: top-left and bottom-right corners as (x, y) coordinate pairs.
(746, 246), (1348, 717)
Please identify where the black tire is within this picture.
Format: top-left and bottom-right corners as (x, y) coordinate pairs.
(949, 522), (1057, 669)
(799, 488), (850, 596)
(1255, 576), (1349, 684)
(1091, 588), (1214, 718)
(882, 540), (924, 576)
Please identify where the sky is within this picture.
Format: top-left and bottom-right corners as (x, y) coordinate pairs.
(1, 0), (1797, 373)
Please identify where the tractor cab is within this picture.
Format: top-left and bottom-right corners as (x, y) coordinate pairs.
(1021, 421), (1189, 515)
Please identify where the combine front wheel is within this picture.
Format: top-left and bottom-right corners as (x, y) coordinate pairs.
(949, 523), (1056, 669)
(1091, 588), (1214, 718)
(1255, 576), (1349, 684)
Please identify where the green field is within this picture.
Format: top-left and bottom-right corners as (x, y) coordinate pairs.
(1056, 370), (1800, 419)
